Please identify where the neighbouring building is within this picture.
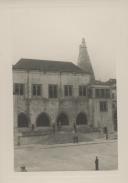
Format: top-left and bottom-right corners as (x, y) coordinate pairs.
(13, 39), (116, 134)
(105, 79), (117, 131)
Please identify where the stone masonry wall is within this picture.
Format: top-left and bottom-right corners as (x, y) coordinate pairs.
(92, 99), (114, 132)
(13, 70), (114, 132)
(13, 70), (91, 129)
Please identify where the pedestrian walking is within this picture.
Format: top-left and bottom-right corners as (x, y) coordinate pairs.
(95, 156), (99, 170)
(104, 126), (108, 140)
(17, 136), (20, 146)
(17, 132), (22, 146)
(73, 122), (77, 133)
(57, 120), (61, 131)
(52, 123), (56, 135)
(31, 124), (35, 131)
(73, 131), (78, 143)
(106, 131), (108, 140)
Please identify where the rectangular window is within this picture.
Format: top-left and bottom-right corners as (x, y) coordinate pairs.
(49, 84), (58, 98)
(100, 101), (108, 112)
(13, 83), (25, 95)
(95, 89), (100, 98)
(106, 89), (110, 98)
(88, 88), (93, 97)
(95, 88), (110, 98)
(32, 84), (42, 96)
(101, 89), (105, 98)
(79, 86), (86, 96)
(112, 93), (115, 99)
(64, 85), (73, 96)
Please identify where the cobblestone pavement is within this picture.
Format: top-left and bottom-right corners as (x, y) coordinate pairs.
(14, 140), (118, 171)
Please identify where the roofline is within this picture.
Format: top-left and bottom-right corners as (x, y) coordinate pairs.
(12, 68), (88, 75)
(18, 58), (75, 65)
(12, 58), (90, 74)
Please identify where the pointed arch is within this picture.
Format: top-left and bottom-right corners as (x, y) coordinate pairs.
(18, 112), (29, 128)
(76, 112), (87, 125)
(36, 112), (50, 127)
(57, 112), (69, 126)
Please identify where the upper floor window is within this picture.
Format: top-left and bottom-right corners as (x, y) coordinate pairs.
(95, 88), (110, 98)
(49, 84), (58, 98)
(95, 89), (100, 98)
(13, 83), (25, 95)
(112, 93), (115, 99)
(88, 88), (93, 98)
(100, 101), (108, 112)
(64, 85), (73, 97)
(32, 84), (42, 96)
(79, 85), (87, 96)
(106, 89), (111, 98)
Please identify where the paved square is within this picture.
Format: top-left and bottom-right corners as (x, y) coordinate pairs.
(14, 141), (118, 171)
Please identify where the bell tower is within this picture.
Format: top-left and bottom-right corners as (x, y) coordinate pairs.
(78, 38), (95, 81)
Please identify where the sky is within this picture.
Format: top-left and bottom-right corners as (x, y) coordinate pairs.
(8, 0), (120, 81)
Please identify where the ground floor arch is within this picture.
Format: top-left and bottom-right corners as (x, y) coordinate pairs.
(36, 112), (50, 127)
(57, 112), (69, 126)
(76, 112), (87, 125)
(17, 112), (29, 128)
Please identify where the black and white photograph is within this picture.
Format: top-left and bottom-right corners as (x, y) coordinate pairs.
(1, 0), (128, 182)
(11, 1), (118, 172)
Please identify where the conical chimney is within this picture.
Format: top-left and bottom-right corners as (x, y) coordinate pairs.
(78, 38), (95, 81)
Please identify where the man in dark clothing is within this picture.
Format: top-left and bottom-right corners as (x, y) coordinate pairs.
(52, 123), (56, 135)
(57, 120), (61, 131)
(31, 124), (35, 131)
(73, 122), (77, 133)
(95, 156), (99, 170)
(73, 131), (78, 143)
(104, 127), (108, 140)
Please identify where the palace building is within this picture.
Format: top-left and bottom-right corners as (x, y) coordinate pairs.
(13, 39), (116, 134)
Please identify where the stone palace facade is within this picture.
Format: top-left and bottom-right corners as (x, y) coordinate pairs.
(13, 39), (117, 133)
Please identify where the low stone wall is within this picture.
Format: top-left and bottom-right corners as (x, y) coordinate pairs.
(14, 126), (104, 146)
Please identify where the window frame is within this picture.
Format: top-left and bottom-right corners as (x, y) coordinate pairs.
(13, 83), (25, 96)
(88, 88), (93, 98)
(79, 85), (87, 96)
(95, 88), (110, 98)
(32, 84), (42, 97)
(100, 101), (108, 112)
(106, 89), (110, 98)
(64, 85), (73, 97)
(48, 84), (58, 98)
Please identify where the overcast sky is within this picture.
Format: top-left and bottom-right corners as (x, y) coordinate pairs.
(9, 0), (120, 81)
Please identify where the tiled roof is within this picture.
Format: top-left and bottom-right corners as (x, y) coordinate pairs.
(13, 58), (86, 74)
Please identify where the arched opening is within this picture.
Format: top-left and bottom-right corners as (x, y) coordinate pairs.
(18, 113), (29, 128)
(36, 112), (50, 127)
(76, 112), (87, 125)
(57, 113), (69, 126)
